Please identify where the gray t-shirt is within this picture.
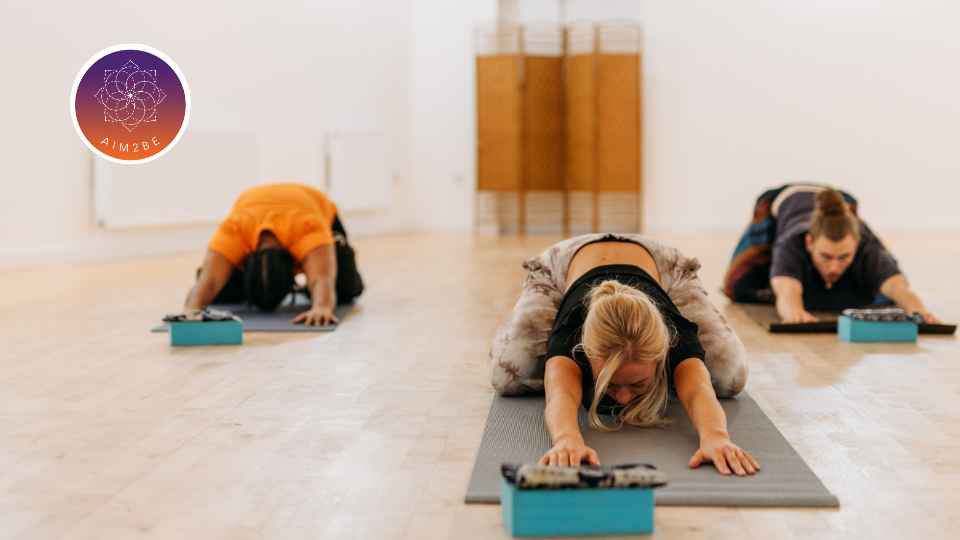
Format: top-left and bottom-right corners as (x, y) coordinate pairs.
(770, 192), (901, 311)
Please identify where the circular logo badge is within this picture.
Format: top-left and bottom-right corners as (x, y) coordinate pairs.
(71, 44), (190, 164)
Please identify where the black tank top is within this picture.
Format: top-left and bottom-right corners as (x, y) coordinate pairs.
(545, 264), (705, 413)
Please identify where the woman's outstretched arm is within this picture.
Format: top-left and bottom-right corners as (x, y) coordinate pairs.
(541, 356), (599, 466)
(674, 358), (760, 476)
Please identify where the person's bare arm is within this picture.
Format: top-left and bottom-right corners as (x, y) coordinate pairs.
(771, 276), (817, 323)
(293, 243), (338, 326)
(675, 359), (759, 476)
(880, 274), (940, 323)
(541, 356), (599, 466)
(184, 250), (235, 312)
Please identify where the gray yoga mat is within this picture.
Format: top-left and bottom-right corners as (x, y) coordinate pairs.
(738, 303), (956, 335)
(151, 302), (353, 333)
(464, 393), (839, 507)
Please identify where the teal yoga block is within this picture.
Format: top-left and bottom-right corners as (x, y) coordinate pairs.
(170, 319), (243, 346)
(838, 315), (917, 343)
(500, 478), (654, 537)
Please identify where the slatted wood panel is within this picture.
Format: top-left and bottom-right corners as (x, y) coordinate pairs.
(521, 191), (565, 234)
(596, 53), (641, 193)
(566, 191), (642, 234)
(474, 43), (643, 233)
(564, 54), (595, 192)
(476, 55), (522, 192)
(522, 56), (564, 191)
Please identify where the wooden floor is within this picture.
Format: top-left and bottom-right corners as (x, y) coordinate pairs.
(1, 232), (958, 539)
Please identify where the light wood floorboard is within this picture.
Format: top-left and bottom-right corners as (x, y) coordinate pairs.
(1, 232), (957, 539)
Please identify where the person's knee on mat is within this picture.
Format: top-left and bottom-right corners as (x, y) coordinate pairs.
(490, 275), (560, 395)
(705, 336), (748, 398)
(490, 303), (555, 395)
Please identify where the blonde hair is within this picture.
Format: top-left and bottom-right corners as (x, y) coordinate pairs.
(580, 279), (672, 431)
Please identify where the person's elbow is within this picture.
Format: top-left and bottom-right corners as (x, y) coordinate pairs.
(880, 274), (908, 298)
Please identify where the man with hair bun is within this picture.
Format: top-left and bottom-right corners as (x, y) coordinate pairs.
(724, 183), (939, 324)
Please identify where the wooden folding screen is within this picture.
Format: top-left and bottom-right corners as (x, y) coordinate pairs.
(564, 25), (596, 234)
(475, 23), (522, 232)
(476, 21), (642, 234)
(476, 53), (522, 194)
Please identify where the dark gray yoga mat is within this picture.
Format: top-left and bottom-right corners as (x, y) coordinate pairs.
(464, 394), (839, 507)
(739, 304), (839, 333)
(151, 302), (353, 333)
(738, 303), (956, 335)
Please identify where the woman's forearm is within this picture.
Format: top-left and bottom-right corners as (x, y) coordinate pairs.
(677, 359), (758, 475)
(545, 391), (583, 444)
(685, 389), (730, 441)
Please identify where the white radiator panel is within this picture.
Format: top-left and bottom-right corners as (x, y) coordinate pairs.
(323, 132), (391, 212)
(94, 131), (260, 229)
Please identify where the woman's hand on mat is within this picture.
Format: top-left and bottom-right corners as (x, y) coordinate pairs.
(688, 437), (760, 476)
(292, 306), (339, 326)
(778, 304), (818, 324)
(918, 310), (941, 324)
(540, 436), (600, 467)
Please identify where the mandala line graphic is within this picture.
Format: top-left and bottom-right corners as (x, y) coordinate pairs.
(93, 59), (167, 132)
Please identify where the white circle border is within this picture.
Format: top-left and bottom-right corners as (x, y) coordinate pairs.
(69, 43), (191, 165)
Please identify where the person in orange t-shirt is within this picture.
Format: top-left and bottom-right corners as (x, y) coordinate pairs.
(183, 183), (364, 325)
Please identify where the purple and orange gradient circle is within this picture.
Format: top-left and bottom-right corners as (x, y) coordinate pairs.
(70, 44), (190, 164)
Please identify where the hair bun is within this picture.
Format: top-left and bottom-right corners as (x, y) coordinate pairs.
(815, 189), (847, 217)
(590, 280), (628, 301)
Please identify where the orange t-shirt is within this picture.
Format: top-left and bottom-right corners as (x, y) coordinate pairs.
(208, 183), (338, 266)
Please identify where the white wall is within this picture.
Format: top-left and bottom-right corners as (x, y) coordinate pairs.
(409, 0), (498, 231)
(500, 0), (640, 24)
(0, 0), (415, 266)
(642, 1), (960, 233)
(2, 1), (958, 267)
(499, 0), (960, 233)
